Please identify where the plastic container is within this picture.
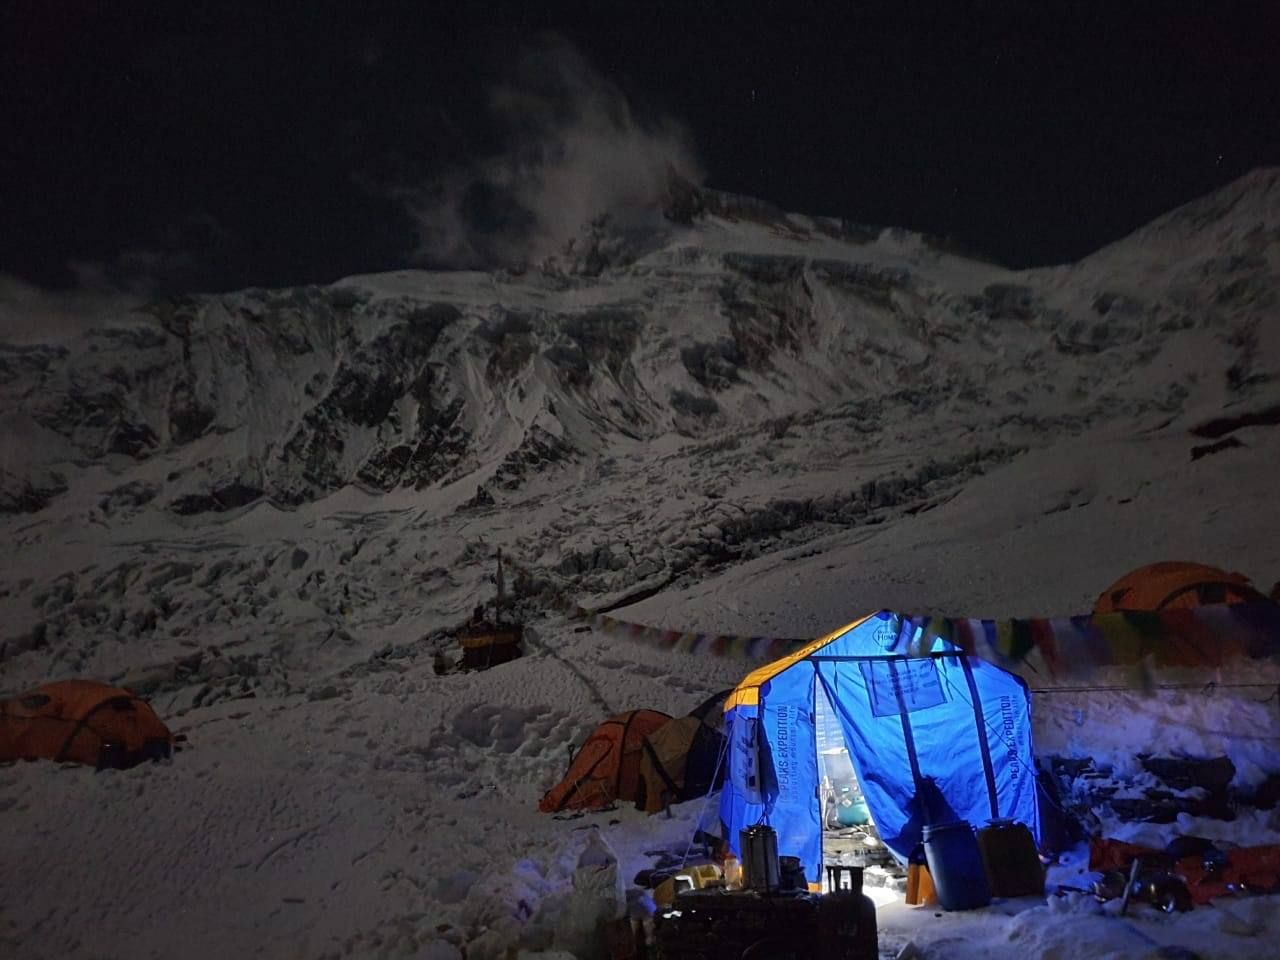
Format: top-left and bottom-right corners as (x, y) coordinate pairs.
(740, 824), (780, 891)
(905, 862), (938, 906)
(722, 855), (743, 890)
(922, 821), (992, 910)
(977, 819), (1043, 898)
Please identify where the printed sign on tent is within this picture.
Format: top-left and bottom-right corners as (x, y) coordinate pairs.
(859, 658), (948, 717)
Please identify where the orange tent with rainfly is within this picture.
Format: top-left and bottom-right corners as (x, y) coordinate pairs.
(0, 680), (174, 770)
(1093, 561), (1268, 614)
(539, 709), (671, 814)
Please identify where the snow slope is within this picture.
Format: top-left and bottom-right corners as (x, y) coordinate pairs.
(1, 169), (1279, 959)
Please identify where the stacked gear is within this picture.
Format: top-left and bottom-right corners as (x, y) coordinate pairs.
(653, 867), (877, 960)
(1089, 836), (1280, 907)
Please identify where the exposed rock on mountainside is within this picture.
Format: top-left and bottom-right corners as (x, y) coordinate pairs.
(4, 171), (1275, 521)
(0, 168), (1277, 688)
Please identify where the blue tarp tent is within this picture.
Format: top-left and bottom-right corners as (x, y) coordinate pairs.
(720, 611), (1040, 886)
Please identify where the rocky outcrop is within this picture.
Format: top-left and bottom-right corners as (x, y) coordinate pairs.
(0, 468), (68, 514)
(2, 169), (1277, 518)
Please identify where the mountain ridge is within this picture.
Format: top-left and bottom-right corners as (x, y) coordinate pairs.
(3, 168), (1275, 521)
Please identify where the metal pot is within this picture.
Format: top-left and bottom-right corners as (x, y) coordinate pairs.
(740, 824), (780, 891)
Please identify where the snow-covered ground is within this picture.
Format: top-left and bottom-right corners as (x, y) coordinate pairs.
(1, 170), (1279, 959)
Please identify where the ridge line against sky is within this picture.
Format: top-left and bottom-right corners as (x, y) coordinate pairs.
(1, 0), (1277, 304)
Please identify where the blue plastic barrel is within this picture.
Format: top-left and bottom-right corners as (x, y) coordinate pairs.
(922, 821), (992, 911)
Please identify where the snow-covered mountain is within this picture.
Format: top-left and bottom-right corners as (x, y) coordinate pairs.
(9, 172), (1279, 509)
(1, 169), (1279, 960)
(3, 170), (1278, 666)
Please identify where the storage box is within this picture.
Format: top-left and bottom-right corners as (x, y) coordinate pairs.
(906, 862), (938, 906)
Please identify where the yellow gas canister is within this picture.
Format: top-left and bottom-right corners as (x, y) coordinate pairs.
(653, 875), (691, 908)
(679, 863), (724, 890)
(653, 862), (723, 907)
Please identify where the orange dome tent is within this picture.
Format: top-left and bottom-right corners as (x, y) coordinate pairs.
(0, 680), (173, 769)
(539, 709), (671, 814)
(1094, 561), (1267, 614)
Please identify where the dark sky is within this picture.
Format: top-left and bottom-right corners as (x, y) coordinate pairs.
(3, 0), (1278, 298)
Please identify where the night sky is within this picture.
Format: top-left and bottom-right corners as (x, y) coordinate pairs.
(3, 1), (1278, 299)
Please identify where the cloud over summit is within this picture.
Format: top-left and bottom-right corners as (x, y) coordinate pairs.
(398, 34), (703, 269)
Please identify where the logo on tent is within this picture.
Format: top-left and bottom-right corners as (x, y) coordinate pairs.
(873, 623), (897, 650)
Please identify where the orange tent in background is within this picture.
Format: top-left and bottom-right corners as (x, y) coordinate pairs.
(539, 709), (671, 814)
(1093, 561), (1268, 614)
(0, 680), (173, 769)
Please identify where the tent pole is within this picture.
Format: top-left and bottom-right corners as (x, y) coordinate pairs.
(887, 659), (928, 819)
(960, 657), (1001, 820)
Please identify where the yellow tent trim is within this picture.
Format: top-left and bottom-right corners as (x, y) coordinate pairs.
(723, 614), (875, 711)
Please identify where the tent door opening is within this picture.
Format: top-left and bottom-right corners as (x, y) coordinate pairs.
(815, 678), (899, 888)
